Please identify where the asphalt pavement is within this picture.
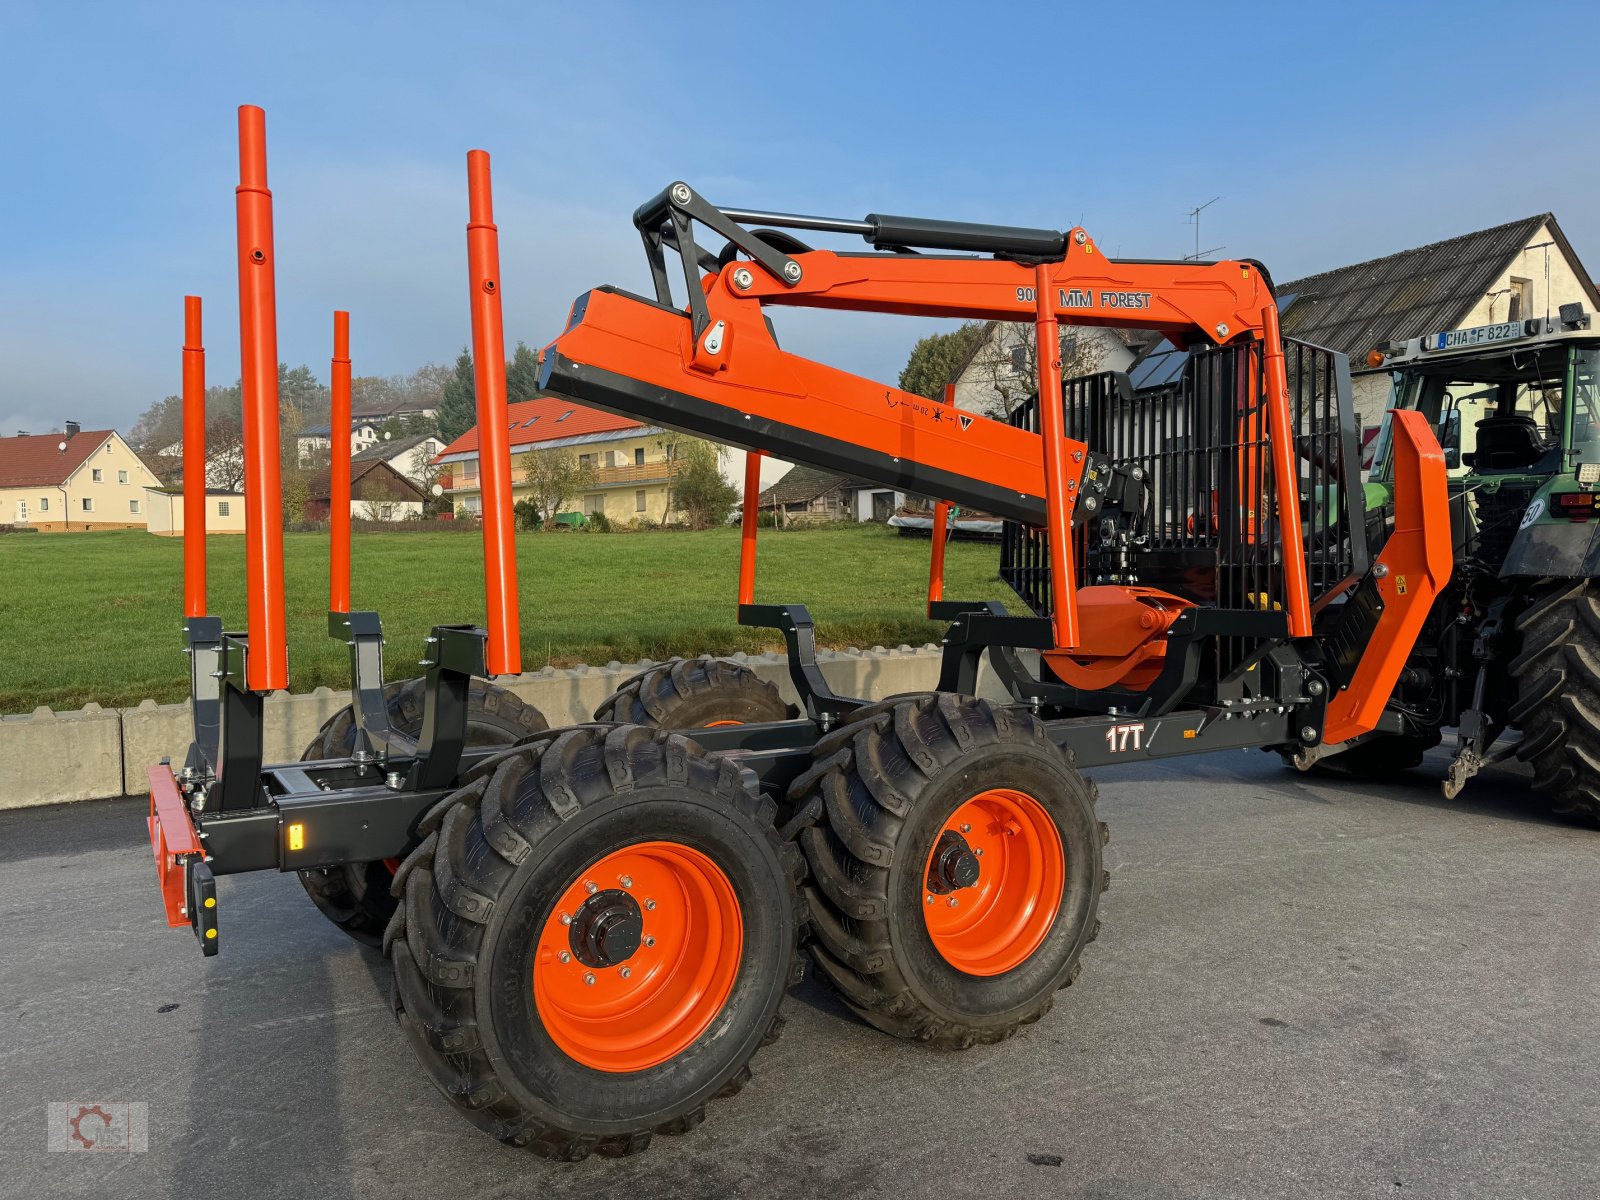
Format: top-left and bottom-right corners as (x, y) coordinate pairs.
(2, 747), (1596, 1200)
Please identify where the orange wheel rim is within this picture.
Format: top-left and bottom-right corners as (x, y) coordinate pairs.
(533, 841), (743, 1073)
(921, 788), (1063, 976)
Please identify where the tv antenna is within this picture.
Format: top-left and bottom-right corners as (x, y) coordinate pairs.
(1184, 196), (1224, 260)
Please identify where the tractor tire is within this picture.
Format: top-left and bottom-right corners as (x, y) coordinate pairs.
(1509, 580), (1600, 824)
(593, 656), (796, 728)
(793, 692), (1107, 1049)
(385, 724), (803, 1160)
(296, 678), (549, 946)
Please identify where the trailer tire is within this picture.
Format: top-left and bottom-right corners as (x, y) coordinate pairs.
(385, 724), (802, 1159)
(593, 657), (795, 728)
(296, 678), (549, 946)
(793, 693), (1106, 1049)
(1509, 580), (1600, 825)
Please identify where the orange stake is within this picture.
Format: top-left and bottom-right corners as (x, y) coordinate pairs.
(182, 295), (207, 619)
(927, 499), (951, 606)
(1260, 301), (1311, 637)
(738, 450), (763, 605)
(235, 104), (288, 691)
(330, 311), (352, 613)
(1032, 263), (1080, 650)
(465, 150), (521, 676)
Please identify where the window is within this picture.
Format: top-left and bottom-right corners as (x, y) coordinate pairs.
(218, 501), (231, 517)
(1508, 277), (1531, 322)
(129, 499), (140, 514)
(634, 447), (645, 466)
(91, 469), (102, 482)
(635, 489), (646, 512)
(118, 469), (128, 484)
(522, 417), (540, 428)
(579, 452), (597, 469)
(378, 504), (394, 520)
(1010, 345), (1027, 374)
(557, 410), (573, 422)
(81, 497), (93, 512)
(39, 497), (48, 512)
(584, 494), (605, 516)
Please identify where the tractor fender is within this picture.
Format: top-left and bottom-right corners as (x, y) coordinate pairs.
(1500, 482), (1600, 578)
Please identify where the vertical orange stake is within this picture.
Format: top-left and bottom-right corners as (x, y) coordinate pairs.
(465, 150), (522, 676)
(182, 295), (207, 619)
(1033, 263), (1080, 650)
(235, 105), (288, 691)
(738, 450), (763, 605)
(927, 499), (951, 605)
(1260, 301), (1311, 637)
(330, 311), (352, 613)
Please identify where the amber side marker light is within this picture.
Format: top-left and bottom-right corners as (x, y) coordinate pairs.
(287, 823), (305, 851)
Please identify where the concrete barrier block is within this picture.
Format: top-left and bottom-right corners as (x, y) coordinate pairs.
(118, 698), (193, 797)
(1, 703), (123, 807)
(500, 667), (627, 726)
(262, 686), (349, 765)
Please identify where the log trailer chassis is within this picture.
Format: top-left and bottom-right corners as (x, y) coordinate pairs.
(145, 106), (1450, 1157)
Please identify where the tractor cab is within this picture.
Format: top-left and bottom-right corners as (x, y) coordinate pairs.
(1366, 308), (1600, 564)
(1368, 307), (1600, 487)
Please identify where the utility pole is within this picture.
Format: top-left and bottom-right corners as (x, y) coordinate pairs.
(1184, 197), (1224, 260)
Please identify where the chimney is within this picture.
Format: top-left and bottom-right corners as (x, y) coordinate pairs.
(15, 430), (27, 437)
(64, 420), (80, 439)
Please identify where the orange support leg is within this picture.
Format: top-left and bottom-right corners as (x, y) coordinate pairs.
(1032, 262), (1080, 650)
(235, 104), (288, 691)
(927, 500), (951, 607)
(465, 150), (522, 676)
(181, 296), (207, 619)
(329, 311), (352, 614)
(738, 450), (763, 605)
(1260, 301), (1311, 638)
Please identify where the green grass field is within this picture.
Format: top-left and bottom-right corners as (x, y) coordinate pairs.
(0, 525), (1013, 713)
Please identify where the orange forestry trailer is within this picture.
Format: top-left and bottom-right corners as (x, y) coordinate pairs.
(144, 106), (1450, 1159)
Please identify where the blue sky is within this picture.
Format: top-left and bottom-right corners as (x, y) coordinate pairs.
(3, 0), (1599, 438)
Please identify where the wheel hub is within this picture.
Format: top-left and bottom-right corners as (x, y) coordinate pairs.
(568, 888), (643, 968)
(926, 830), (981, 895)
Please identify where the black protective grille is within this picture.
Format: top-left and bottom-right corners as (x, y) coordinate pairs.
(1000, 337), (1364, 621)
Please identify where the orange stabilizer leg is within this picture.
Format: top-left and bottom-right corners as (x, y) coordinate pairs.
(1320, 410), (1452, 744)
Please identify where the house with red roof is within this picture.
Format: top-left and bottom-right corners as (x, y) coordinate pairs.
(0, 423), (160, 531)
(433, 398), (679, 524)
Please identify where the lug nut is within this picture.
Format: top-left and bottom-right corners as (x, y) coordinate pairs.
(584, 880), (597, 895)
(583, 973), (596, 986)
(619, 874), (633, 888)
(620, 967), (632, 980)
(645, 898), (656, 911)
(559, 912), (572, 926)
(644, 935), (656, 947)
(960, 823), (971, 833)
(947, 897), (959, 908)
(926, 895), (935, 905)
(559, 951), (571, 964)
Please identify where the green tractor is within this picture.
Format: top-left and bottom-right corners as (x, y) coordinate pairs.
(1351, 304), (1600, 821)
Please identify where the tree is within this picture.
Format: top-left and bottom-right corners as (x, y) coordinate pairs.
(898, 322), (988, 400)
(437, 348), (477, 443)
(667, 438), (737, 530)
(506, 341), (541, 402)
(959, 324), (1107, 421)
(520, 446), (597, 528)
